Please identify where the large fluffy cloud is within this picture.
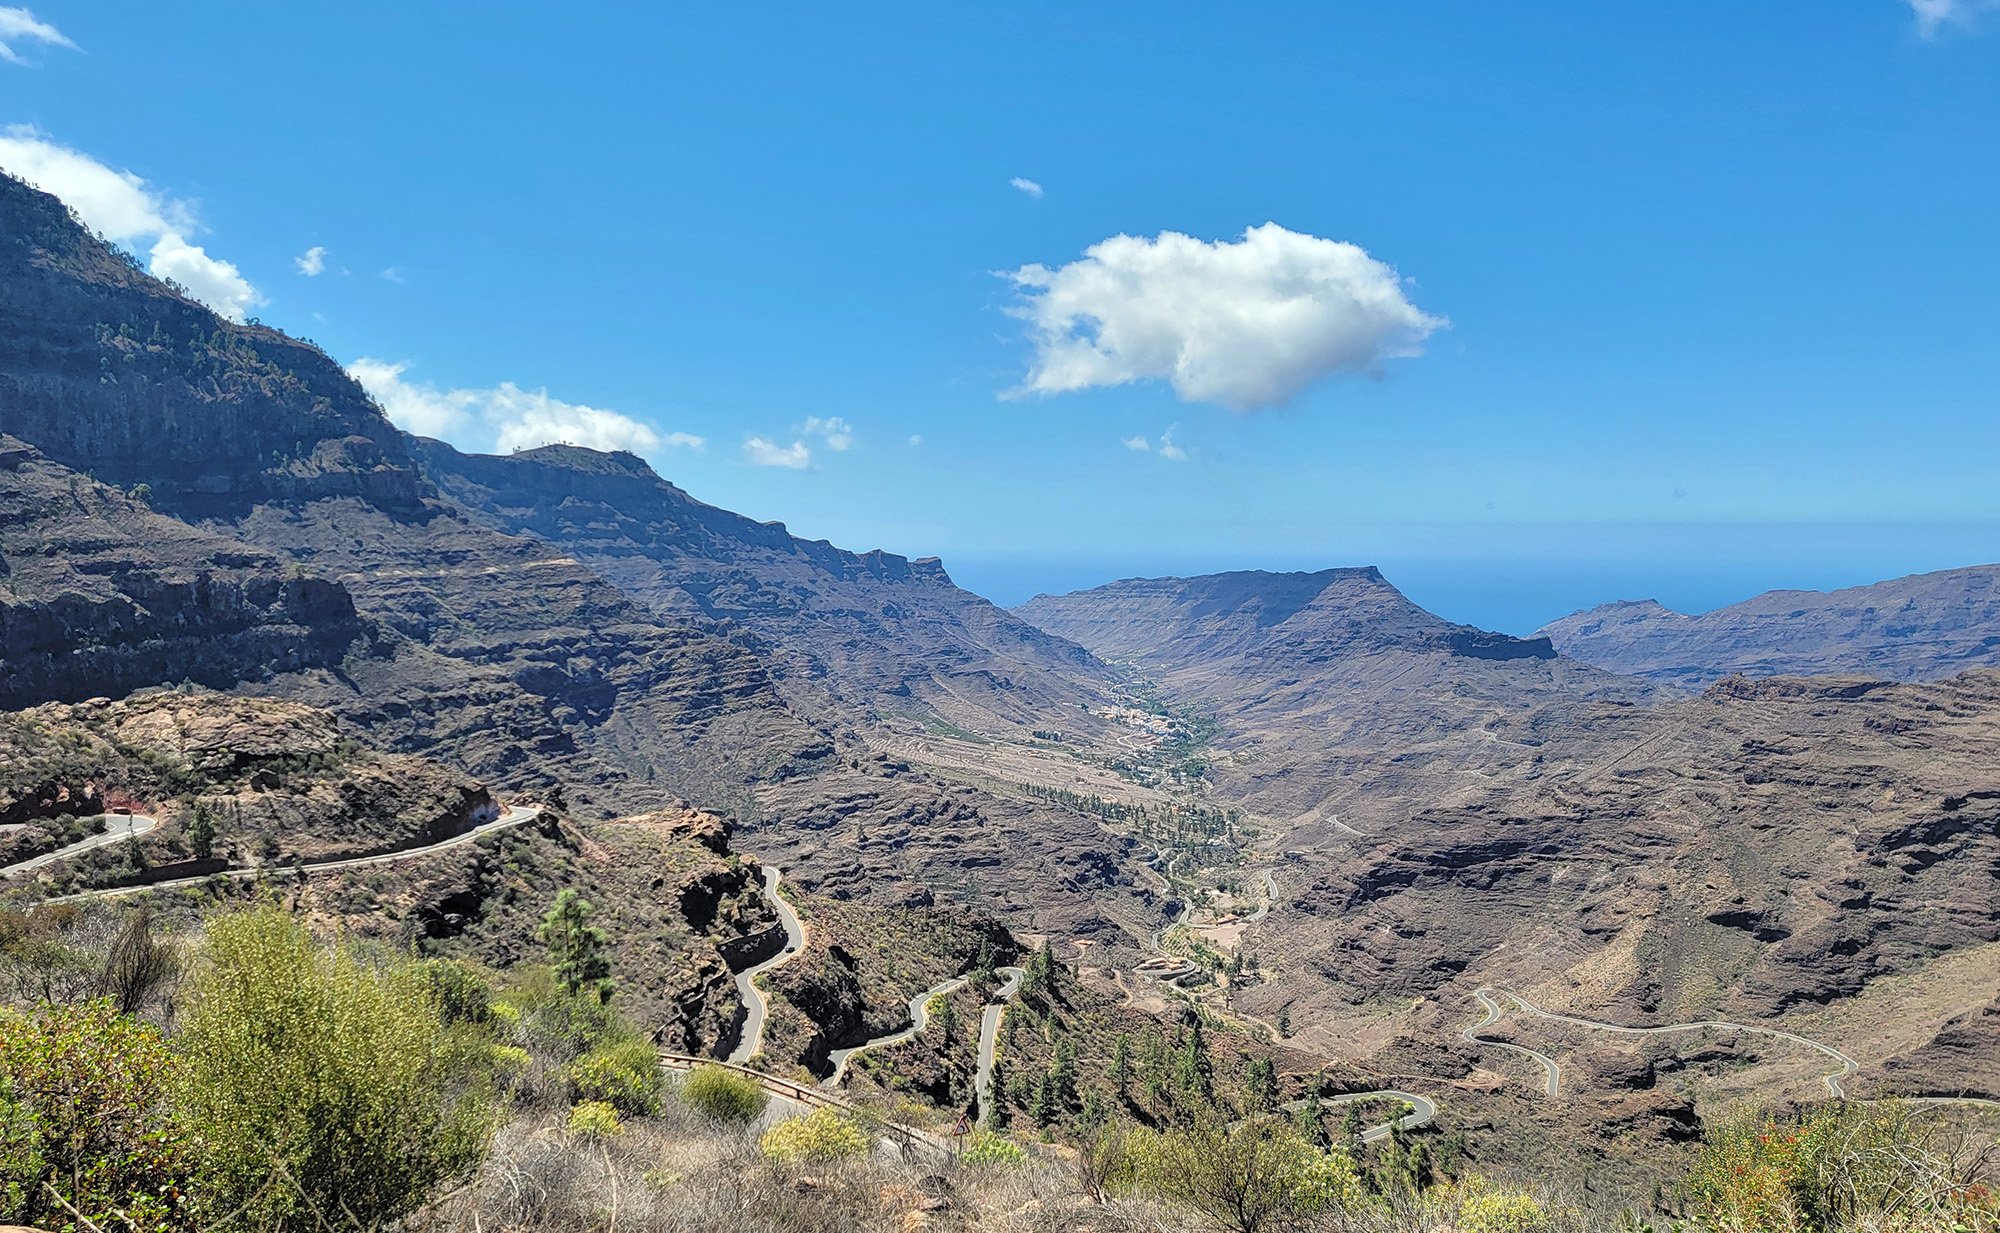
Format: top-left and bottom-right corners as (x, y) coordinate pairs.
(0, 7), (73, 64)
(1003, 223), (1443, 412)
(347, 358), (702, 458)
(0, 126), (263, 320)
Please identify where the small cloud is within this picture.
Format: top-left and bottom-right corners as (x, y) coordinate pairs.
(1003, 222), (1443, 412)
(347, 358), (697, 458)
(1124, 429), (1189, 460)
(907, 434), (924, 447)
(379, 266), (406, 284)
(1010, 176), (1045, 199)
(0, 126), (266, 320)
(0, 6), (75, 65)
(1909, 0), (1996, 34)
(295, 245), (328, 276)
(743, 436), (811, 469)
(800, 415), (854, 451)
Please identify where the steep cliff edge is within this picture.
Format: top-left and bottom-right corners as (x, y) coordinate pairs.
(413, 439), (1115, 733)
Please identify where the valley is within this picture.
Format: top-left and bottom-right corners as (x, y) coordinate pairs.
(2, 160), (1998, 1230)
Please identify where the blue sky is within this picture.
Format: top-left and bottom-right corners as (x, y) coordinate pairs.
(2, 2), (1997, 632)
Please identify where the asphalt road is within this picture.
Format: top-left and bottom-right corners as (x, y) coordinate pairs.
(726, 864), (807, 1065)
(1270, 1089), (1441, 1144)
(974, 965), (1028, 1126)
(1495, 985), (1859, 1099)
(1462, 987), (1565, 1096)
(2, 812), (160, 879)
(826, 971), (974, 1086)
(34, 805), (544, 905)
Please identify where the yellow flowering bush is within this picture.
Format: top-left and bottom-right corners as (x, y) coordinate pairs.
(760, 1108), (870, 1163)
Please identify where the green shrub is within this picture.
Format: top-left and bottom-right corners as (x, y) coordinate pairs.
(1122, 1117), (1364, 1233)
(0, 999), (195, 1233)
(566, 1100), (622, 1139)
(1445, 1177), (1556, 1233)
(416, 958), (495, 1028)
(760, 1109), (869, 1163)
(960, 1130), (1027, 1166)
(568, 1037), (664, 1116)
(677, 1064), (768, 1124)
(1680, 1103), (1991, 1233)
(175, 906), (496, 1232)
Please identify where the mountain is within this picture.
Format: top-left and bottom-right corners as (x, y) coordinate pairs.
(411, 439), (1114, 733)
(1018, 567), (1558, 674)
(0, 168), (1152, 947)
(1016, 568), (1646, 824)
(1540, 565), (2000, 688)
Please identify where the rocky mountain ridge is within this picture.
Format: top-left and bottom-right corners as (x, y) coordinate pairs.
(1541, 564), (2000, 688)
(415, 438), (1115, 732)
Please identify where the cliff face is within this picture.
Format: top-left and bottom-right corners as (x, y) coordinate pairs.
(0, 171), (825, 817)
(0, 436), (365, 707)
(0, 179), (422, 518)
(413, 439), (1114, 732)
(1540, 565), (2000, 688)
(1017, 567), (1557, 672)
(1016, 567), (1634, 825)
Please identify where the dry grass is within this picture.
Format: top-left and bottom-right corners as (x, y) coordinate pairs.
(414, 1105), (1649, 1233)
(416, 1107), (1185, 1233)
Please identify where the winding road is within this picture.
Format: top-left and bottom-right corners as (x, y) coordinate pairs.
(1268, 1089), (1440, 1145)
(1463, 985), (1859, 1099)
(826, 972), (974, 1086)
(2, 812), (160, 879)
(16, 805), (545, 904)
(1462, 988), (1564, 1096)
(974, 965), (1028, 1126)
(726, 864), (806, 1065)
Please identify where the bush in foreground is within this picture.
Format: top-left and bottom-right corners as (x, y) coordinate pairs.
(1681, 1102), (1999, 1233)
(760, 1108), (870, 1163)
(0, 999), (194, 1233)
(175, 906), (496, 1232)
(678, 1063), (768, 1124)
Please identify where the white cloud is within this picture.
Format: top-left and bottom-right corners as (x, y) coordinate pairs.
(1909, 0), (1997, 34)
(0, 7), (74, 64)
(148, 234), (261, 321)
(907, 434), (924, 447)
(1123, 429), (1189, 460)
(800, 415), (854, 451)
(347, 358), (702, 458)
(743, 436), (812, 469)
(1003, 222), (1443, 412)
(1010, 176), (1044, 199)
(0, 126), (266, 320)
(295, 245), (328, 276)
(379, 266), (407, 284)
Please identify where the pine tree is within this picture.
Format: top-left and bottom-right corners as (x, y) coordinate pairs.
(186, 800), (216, 861)
(539, 889), (614, 1002)
(1028, 1069), (1054, 1123)
(1243, 1056), (1277, 1114)
(1343, 1100), (1365, 1159)
(1174, 1018), (1215, 1104)
(1050, 1037), (1078, 1111)
(1295, 1090), (1330, 1148)
(1109, 1032), (1133, 1101)
(936, 993), (960, 1046)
